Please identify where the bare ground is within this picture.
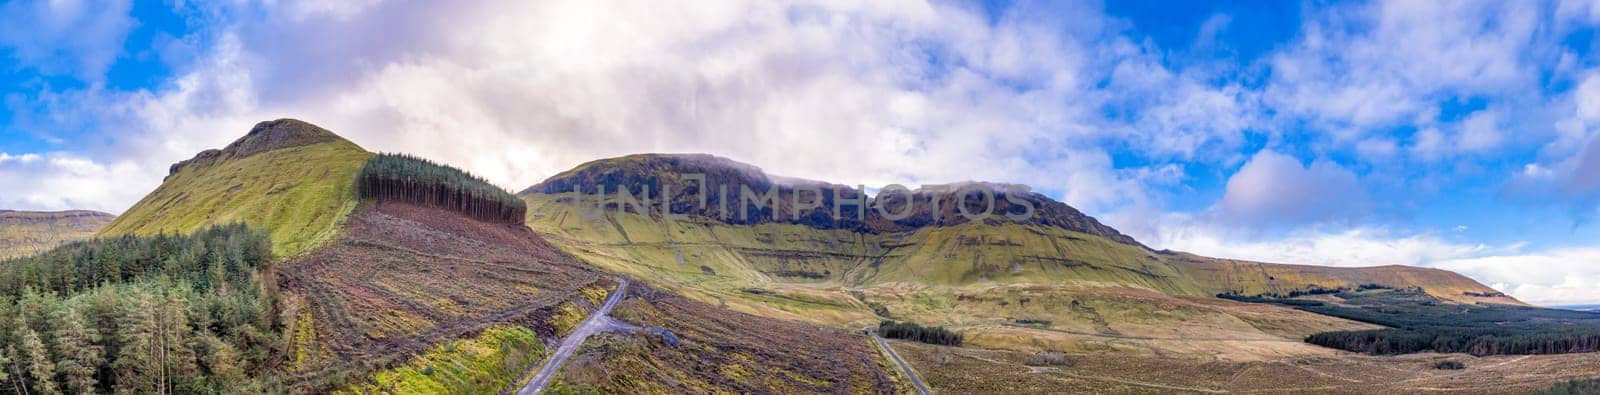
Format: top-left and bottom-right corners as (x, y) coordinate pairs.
(276, 202), (608, 390)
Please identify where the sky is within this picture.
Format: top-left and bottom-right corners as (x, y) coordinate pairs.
(0, 0), (1598, 306)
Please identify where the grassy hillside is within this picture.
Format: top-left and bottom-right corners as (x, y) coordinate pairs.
(523, 192), (1385, 360)
(520, 154), (1525, 363)
(100, 120), (371, 257)
(0, 210), (114, 259)
(1177, 254), (1523, 305)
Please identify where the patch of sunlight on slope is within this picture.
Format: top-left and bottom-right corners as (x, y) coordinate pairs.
(100, 140), (371, 257)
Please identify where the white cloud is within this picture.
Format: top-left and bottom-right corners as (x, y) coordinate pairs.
(1154, 225), (1486, 268)
(0, 0), (135, 81)
(1435, 248), (1600, 306)
(1214, 149), (1365, 226)
(2, 0), (1225, 218)
(1458, 109), (1504, 153)
(0, 151), (152, 213)
(1137, 221), (1600, 306)
(1508, 70), (1600, 211)
(1265, 1), (1540, 143)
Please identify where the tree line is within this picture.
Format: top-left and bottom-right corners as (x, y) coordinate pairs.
(1307, 328), (1600, 356)
(1226, 288), (1600, 356)
(356, 153), (527, 223)
(0, 224), (279, 394)
(878, 320), (963, 346)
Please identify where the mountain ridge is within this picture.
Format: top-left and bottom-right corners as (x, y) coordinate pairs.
(522, 152), (1520, 306)
(524, 153), (1141, 245)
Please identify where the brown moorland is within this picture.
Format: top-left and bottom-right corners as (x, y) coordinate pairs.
(892, 340), (1600, 394)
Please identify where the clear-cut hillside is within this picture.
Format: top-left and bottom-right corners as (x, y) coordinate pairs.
(0, 209), (115, 259)
(99, 119), (373, 257)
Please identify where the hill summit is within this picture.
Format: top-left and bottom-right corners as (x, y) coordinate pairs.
(103, 119), (371, 256)
(167, 118), (352, 178)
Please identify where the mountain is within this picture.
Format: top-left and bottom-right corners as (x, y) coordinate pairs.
(0, 209), (114, 259)
(520, 154), (1532, 361)
(525, 153), (1138, 244)
(523, 153), (1515, 304)
(11, 119), (1594, 394)
(98, 119), (373, 257)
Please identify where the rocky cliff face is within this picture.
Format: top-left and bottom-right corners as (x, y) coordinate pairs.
(524, 153), (1139, 245)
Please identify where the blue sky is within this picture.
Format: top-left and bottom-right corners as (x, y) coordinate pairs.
(1, 0), (1598, 305)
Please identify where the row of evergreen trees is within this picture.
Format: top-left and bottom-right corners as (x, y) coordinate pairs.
(878, 320), (963, 346)
(356, 153), (527, 223)
(1307, 328), (1600, 356)
(0, 224), (278, 394)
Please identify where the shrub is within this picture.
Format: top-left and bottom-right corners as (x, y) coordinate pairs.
(1025, 351), (1071, 367)
(1433, 360), (1464, 370)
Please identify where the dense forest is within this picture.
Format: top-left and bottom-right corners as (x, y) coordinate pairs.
(878, 320), (963, 346)
(1231, 289), (1600, 356)
(356, 153), (527, 223)
(0, 224), (279, 393)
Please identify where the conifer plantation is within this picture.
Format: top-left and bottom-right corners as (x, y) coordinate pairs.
(0, 224), (278, 393)
(356, 153), (527, 223)
(879, 320), (964, 346)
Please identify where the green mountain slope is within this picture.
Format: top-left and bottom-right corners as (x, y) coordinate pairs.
(520, 154), (1522, 360)
(523, 154), (1513, 304)
(99, 119), (372, 257)
(0, 209), (114, 259)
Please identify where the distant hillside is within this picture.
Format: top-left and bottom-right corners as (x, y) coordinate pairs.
(522, 153), (1516, 306)
(526, 153), (1139, 244)
(0, 209), (114, 259)
(99, 119), (372, 257)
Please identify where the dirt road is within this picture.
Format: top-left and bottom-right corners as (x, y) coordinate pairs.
(515, 278), (630, 395)
(871, 330), (933, 395)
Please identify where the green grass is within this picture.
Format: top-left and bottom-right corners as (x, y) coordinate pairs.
(525, 192), (1199, 294)
(337, 326), (545, 395)
(100, 140), (371, 257)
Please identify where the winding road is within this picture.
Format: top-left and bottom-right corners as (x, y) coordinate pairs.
(870, 330), (933, 395)
(515, 278), (630, 395)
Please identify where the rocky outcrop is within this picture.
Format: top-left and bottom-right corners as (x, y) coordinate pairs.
(168, 119), (351, 179)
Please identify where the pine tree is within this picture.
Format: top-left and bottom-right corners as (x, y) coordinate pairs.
(155, 287), (199, 392)
(3, 346), (24, 395)
(197, 333), (245, 389)
(0, 345), (10, 390)
(113, 291), (157, 394)
(53, 306), (103, 394)
(19, 326), (59, 395)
